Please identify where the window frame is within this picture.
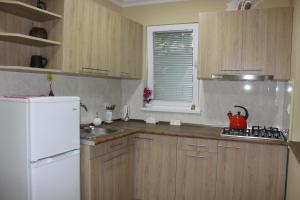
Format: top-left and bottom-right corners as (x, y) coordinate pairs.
(147, 23), (199, 112)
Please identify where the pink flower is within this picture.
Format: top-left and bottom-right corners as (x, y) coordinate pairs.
(144, 88), (152, 102)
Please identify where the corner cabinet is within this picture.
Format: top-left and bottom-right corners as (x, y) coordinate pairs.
(198, 7), (293, 80)
(63, 0), (142, 79)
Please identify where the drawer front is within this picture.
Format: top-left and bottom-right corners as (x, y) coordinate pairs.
(180, 150), (212, 158)
(131, 133), (156, 142)
(100, 147), (129, 163)
(106, 137), (128, 153)
(178, 137), (218, 153)
(90, 137), (129, 159)
(90, 143), (107, 159)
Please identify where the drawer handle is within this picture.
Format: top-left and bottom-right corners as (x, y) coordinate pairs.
(218, 145), (241, 149)
(134, 136), (153, 141)
(110, 142), (123, 148)
(186, 155), (206, 159)
(121, 72), (131, 78)
(104, 152), (127, 163)
(188, 144), (207, 148)
(82, 68), (109, 75)
(82, 67), (108, 72)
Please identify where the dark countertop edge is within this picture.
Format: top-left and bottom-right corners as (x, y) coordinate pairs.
(289, 141), (300, 165)
(107, 119), (224, 128)
(81, 124), (288, 146)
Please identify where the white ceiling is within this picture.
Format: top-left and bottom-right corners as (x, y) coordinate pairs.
(110, 0), (188, 7)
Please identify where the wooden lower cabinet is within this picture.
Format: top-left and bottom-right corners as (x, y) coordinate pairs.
(94, 148), (132, 200)
(132, 133), (177, 200)
(175, 138), (218, 200)
(216, 141), (288, 200)
(80, 137), (133, 200)
(81, 135), (287, 200)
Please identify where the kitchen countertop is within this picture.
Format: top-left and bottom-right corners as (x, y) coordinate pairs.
(289, 141), (300, 165)
(80, 120), (288, 146)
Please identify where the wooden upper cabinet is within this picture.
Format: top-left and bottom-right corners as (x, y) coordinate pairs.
(120, 17), (143, 79)
(198, 7), (293, 80)
(266, 7), (293, 80)
(120, 17), (131, 77)
(106, 9), (121, 77)
(243, 7), (293, 79)
(220, 11), (243, 71)
(62, 0), (82, 73)
(242, 9), (268, 72)
(198, 12), (222, 79)
(62, 0), (143, 78)
(216, 141), (287, 200)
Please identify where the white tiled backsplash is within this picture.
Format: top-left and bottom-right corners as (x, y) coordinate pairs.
(0, 71), (291, 129)
(0, 71), (122, 124)
(122, 80), (291, 129)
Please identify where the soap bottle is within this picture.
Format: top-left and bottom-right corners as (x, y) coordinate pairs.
(93, 112), (102, 126)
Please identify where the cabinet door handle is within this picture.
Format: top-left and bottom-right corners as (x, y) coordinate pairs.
(82, 67), (108, 72)
(212, 74), (223, 79)
(121, 72), (131, 78)
(186, 155), (206, 159)
(104, 152), (127, 163)
(188, 144), (207, 148)
(134, 136), (153, 141)
(82, 68), (109, 75)
(218, 145), (241, 149)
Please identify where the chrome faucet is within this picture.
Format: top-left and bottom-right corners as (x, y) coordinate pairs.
(80, 102), (88, 112)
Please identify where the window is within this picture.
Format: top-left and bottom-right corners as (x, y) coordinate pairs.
(147, 24), (199, 113)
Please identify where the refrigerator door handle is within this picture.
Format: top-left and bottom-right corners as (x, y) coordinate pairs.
(31, 149), (80, 168)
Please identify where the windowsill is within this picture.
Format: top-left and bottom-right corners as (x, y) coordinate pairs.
(140, 106), (201, 114)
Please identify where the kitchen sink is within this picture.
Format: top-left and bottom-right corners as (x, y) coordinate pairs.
(80, 127), (124, 138)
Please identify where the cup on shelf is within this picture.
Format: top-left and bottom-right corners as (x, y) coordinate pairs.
(30, 55), (48, 68)
(37, 0), (47, 10)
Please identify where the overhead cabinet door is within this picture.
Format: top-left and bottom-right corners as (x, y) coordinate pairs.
(220, 11), (243, 71)
(63, 0), (142, 78)
(198, 7), (292, 80)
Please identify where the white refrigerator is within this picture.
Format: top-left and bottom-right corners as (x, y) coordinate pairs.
(0, 96), (80, 200)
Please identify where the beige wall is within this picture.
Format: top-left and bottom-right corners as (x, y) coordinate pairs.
(286, 0), (300, 200)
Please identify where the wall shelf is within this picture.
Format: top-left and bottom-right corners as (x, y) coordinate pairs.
(0, 33), (61, 47)
(0, 66), (62, 74)
(0, 1), (62, 22)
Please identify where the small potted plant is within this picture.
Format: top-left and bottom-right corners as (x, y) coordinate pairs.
(47, 73), (54, 96)
(143, 87), (152, 107)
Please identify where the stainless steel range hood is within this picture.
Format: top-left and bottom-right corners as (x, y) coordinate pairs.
(211, 74), (274, 81)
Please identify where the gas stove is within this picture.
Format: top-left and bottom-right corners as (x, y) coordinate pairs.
(221, 126), (288, 141)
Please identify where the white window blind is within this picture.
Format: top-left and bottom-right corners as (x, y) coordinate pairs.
(153, 30), (194, 102)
